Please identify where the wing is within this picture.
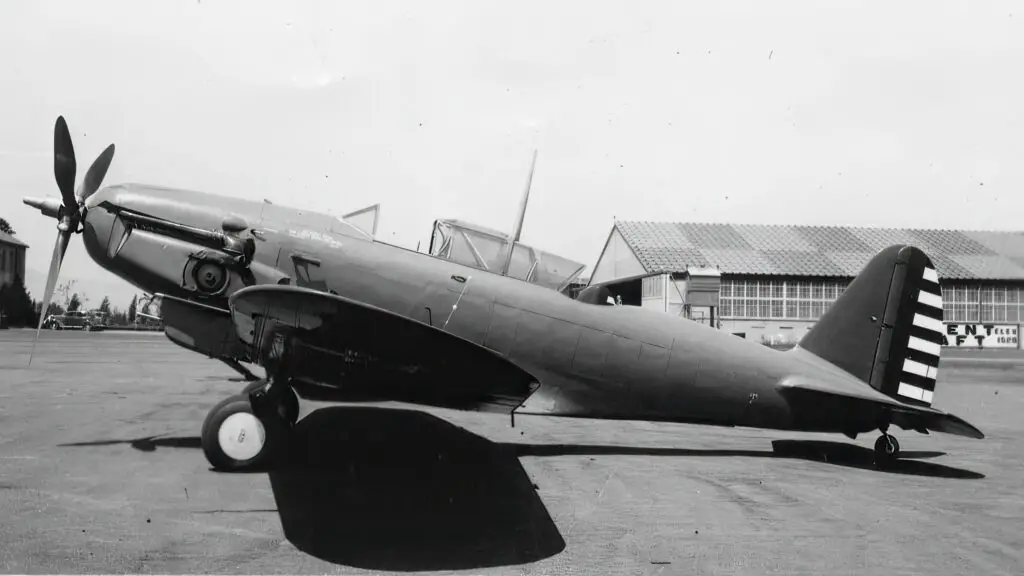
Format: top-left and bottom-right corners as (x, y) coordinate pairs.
(158, 293), (249, 360)
(227, 285), (539, 412)
(778, 375), (984, 439)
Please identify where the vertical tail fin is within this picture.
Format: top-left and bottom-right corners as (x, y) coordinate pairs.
(797, 245), (944, 407)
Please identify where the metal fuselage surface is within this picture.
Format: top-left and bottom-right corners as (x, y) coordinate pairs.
(79, 183), (856, 433)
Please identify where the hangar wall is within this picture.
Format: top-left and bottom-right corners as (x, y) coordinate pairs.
(590, 228), (646, 286)
(587, 221), (1024, 350)
(0, 233), (28, 289)
(635, 272), (1023, 350)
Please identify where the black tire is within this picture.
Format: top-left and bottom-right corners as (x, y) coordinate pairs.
(873, 434), (899, 468)
(201, 394), (276, 471)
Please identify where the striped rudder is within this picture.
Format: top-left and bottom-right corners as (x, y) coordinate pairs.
(876, 254), (945, 407)
(798, 245), (945, 406)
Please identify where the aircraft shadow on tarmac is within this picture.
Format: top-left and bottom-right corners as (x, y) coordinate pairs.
(62, 436), (202, 451)
(60, 405), (985, 571)
(61, 406), (568, 572)
(515, 440), (976, 480)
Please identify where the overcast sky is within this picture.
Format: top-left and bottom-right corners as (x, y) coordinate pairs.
(1, 1), (1021, 309)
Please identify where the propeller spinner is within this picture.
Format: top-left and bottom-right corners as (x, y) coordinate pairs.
(23, 116), (116, 365)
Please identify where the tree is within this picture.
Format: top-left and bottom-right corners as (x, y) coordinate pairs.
(68, 293), (82, 312)
(99, 296), (111, 314)
(0, 217), (14, 236)
(109, 305), (126, 326)
(0, 275), (36, 327)
(56, 280), (75, 309)
(128, 294), (137, 324)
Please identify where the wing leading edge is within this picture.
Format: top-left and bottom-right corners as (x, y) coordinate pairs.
(227, 285), (539, 412)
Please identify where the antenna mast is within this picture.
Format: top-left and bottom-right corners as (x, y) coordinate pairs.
(500, 149), (538, 277)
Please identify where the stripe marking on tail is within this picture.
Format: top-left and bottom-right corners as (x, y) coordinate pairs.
(918, 290), (942, 310)
(898, 382), (935, 403)
(922, 266), (939, 284)
(913, 313), (943, 333)
(907, 335), (941, 356)
(897, 266), (943, 405)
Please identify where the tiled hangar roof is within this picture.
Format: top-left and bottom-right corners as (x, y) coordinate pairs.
(614, 221), (1024, 281)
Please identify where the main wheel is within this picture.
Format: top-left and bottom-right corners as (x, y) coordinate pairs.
(873, 433), (900, 467)
(201, 394), (277, 471)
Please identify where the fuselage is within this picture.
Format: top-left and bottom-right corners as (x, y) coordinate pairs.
(79, 183), (862, 432)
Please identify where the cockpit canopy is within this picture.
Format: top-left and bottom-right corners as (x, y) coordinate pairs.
(428, 218), (586, 294)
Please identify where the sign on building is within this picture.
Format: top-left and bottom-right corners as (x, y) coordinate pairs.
(944, 323), (1019, 348)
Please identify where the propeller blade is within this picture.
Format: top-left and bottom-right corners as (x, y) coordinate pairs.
(28, 230), (72, 367)
(77, 143), (116, 204)
(53, 116), (77, 210)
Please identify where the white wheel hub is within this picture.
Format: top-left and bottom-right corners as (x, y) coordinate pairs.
(217, 412), (266, 462)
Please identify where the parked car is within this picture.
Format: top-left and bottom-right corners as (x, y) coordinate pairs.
(42, 310), (108, 331)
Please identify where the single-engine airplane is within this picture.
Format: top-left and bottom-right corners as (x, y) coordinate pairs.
(24, 116), (983, 472)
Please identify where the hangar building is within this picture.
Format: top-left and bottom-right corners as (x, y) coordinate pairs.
(0, 231), (28, 290)
(588, 221), (1024, 349)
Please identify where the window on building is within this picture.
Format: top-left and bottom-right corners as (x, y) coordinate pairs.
(785, 300), (798, 318)
(721, 278), (1024, 323)
(1008, 288), (1020, 323)
(939, 284), (1023, 323)
(719, 277), (850, 321)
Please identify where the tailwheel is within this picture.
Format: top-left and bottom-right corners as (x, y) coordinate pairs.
(873, 433), (901, 468)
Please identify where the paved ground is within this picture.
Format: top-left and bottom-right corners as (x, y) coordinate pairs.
(0, 329), (1022, 575)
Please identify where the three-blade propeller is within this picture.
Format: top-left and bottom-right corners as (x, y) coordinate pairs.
(23, 116), (116, 365)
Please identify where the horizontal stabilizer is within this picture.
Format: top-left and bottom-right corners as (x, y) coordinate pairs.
(778, 375), (984, 439)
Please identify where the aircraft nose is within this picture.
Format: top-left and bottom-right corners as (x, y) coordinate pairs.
(82, 196), (117, 263)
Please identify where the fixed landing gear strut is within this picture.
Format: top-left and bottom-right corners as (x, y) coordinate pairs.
(199, 378), (300, 471)
(873, 427), (901, 468)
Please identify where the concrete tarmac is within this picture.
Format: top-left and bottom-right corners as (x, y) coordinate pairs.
(0, 329), (1022, 575)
